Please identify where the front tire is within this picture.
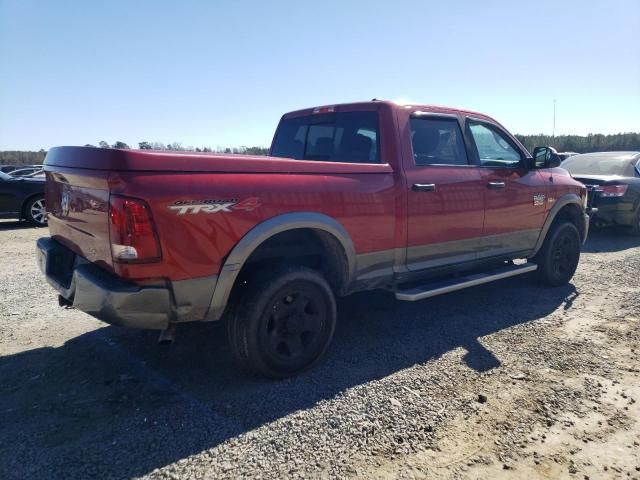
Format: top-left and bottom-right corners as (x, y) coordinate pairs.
(534, 220), (581, 286)
(227, 267), (336, 378)
(24, 196), (47, 226)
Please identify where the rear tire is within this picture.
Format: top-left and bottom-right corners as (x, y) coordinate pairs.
(24, 196), (47, 226)
(226, 267), (336, 378)
(534, 220), (581, 286)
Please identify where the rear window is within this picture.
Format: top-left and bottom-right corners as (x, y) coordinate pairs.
(271, 111), (380, 163)
(563, 156), (635, 176)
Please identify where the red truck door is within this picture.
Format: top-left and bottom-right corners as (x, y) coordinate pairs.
(402, 113), (485, 270)
(465, 119), (547, 256)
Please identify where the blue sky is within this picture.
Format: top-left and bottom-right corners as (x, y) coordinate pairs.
(1, 0), (638, 150)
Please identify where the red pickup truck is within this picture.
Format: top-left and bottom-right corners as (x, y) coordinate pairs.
(37, 100), (589, 377)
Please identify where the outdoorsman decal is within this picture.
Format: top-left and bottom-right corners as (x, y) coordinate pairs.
(169, 197), (261, 215)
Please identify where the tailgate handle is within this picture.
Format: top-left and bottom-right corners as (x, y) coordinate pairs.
(487, 181), (506, 189)
(412, 183), (436, 192)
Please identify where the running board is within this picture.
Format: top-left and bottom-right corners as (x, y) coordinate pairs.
(395, 263), (538, 302)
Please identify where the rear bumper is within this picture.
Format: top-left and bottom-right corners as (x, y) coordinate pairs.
(590, 202), (637, 227)
(37, 238), (217, 329)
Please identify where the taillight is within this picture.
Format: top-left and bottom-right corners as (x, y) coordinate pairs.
(596, 185), (628, 198)
(109, 195), (161, 263)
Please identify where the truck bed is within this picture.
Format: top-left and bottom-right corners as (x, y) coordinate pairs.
(44, 146), (397, 283)
(45, 146), (393, 174)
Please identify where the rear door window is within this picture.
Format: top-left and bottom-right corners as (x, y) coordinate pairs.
(410, 117), (469, 166)
(271, 111), (380, 163)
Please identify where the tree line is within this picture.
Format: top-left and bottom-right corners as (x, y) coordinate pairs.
(0, 149), (47, 166)
(0, 142), (269, 165)
(85, 141), (269, 156)
(515, 132), (640, 155)
(2, 132), (639, 166)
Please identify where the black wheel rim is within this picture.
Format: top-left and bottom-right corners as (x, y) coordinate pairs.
(259, 283), (328, 371)
(551, 229), (579, 277)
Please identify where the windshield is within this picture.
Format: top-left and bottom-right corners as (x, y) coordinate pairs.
(0, 171), (12, 180)
(563, 156), (634, 176)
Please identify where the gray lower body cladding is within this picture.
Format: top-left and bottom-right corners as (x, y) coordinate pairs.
(36, 237), (217, 329)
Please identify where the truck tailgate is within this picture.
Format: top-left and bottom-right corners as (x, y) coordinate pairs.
(45, 167), (114, 272)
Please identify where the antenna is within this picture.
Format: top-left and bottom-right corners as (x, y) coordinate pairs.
(552, 99), (556, 138)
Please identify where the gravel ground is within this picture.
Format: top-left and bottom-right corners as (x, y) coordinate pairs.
(0, 219), (639, 479)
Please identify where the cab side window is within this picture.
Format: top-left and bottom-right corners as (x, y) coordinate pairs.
(468, 121), (523, 168)
(410, 117), (469, 166)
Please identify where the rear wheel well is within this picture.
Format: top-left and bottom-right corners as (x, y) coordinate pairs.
(233, 228), (349, 295)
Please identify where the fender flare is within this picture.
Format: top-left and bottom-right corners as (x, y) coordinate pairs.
(530, 193), (586, 257)
(205, 212), (356, 321)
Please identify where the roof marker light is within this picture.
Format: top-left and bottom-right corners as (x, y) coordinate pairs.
(312, 106), (336, 114)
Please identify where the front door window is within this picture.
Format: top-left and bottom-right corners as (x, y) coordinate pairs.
(468, 121), (523, 168)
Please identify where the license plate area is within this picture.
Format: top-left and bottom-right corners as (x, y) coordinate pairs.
(41, 242), (76, 290)
(51, 251), (75, 289)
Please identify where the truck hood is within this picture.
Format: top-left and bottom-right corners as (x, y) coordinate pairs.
(44, 146), (392, 174)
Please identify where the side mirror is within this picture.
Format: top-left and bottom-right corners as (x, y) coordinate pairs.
(532, 146), (561, 169)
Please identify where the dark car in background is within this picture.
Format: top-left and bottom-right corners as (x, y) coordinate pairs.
(1, 164), (43, 175)
(0, 170), (47, 226)
(9, 166), (45, 177)
(0, 165), (19, 174)
(563, 151), (640, 234)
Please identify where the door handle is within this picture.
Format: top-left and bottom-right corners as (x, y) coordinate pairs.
(412, 183), (436, 192)
(487, 181), (506, 189)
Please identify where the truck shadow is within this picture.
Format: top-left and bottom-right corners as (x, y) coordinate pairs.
(583, 227), (640, 253)
(0, 220), (38, 231)
(0, 275), (574, 479)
